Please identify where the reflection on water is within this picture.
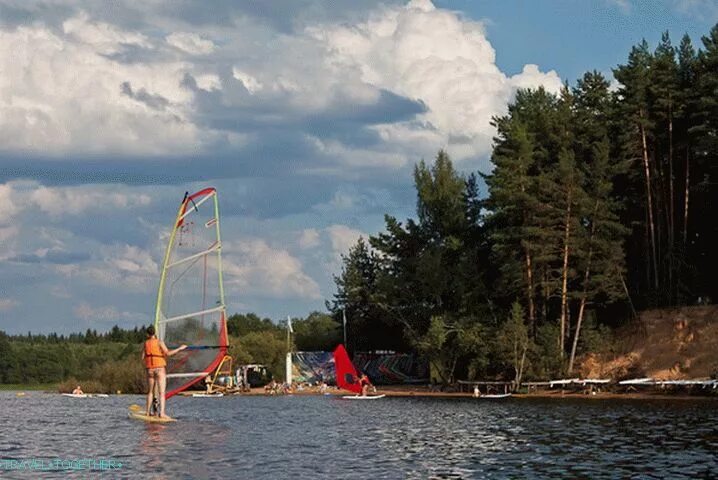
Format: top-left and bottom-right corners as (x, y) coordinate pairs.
(0, 392), (716, 479)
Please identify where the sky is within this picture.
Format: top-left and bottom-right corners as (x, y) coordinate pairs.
(0, 0), (716, 334)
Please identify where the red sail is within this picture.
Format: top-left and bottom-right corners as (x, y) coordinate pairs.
(333, 344), (361, 394)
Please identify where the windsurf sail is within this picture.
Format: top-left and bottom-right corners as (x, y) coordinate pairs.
(155, 188), (228, 399)
(332, 344), (362, 394)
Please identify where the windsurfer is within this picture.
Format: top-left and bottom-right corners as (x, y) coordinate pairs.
(72, 385), (83, 395)
(142, 325), (187, 419)
(358, 373), (372, 396)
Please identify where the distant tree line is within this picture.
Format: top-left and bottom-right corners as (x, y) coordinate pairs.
(328, 26), (718, 384)
(0, 312), (340, 387)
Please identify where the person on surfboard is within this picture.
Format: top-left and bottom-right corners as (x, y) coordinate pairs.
(358, 373), (373, 396)
(142, 325), (187, 419)
(72, 385), (83, 395)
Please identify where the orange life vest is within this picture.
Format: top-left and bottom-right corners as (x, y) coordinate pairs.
(144, 338), (166, 369)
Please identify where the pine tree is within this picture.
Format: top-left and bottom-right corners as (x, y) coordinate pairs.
(691, 24), (718, 302)
(614, 40), (659, 294)
(652, 32), (680, 299)
(484, 116), (540, 332)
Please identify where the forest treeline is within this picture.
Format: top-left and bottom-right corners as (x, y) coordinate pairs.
(0, 313), (338, 389)
(328, 26), (718, 384)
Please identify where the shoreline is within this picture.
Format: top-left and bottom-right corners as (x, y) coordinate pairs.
(184, 386), (718, 401)
(6, 385), (716, 401)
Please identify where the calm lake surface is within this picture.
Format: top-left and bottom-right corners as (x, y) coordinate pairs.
(1, 391), (716, 479)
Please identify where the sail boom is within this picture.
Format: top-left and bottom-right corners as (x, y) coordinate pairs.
(167, 372), (211, 378)
(160, 306), (225, 324)
(166, 242), (220, 269)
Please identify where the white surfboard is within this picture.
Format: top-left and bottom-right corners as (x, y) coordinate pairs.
(62, 393), (109, 398)
(192, 393), (224, 398)
(341, 394), (386, 400)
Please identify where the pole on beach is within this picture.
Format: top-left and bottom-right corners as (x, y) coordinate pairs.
(286, 316), (293, 385)
(343, 309), (347, 347)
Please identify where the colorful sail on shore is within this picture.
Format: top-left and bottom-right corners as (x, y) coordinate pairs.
(333, 344), (362, 394)
(155, 188), (228, 399)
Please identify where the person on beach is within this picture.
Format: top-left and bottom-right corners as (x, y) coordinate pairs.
(358, 373), (372, 396)
(142, 325), (187, 419)
(72, 385), (83, 395)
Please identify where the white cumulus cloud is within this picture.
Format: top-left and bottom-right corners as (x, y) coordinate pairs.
(0, 298), (19, 311)
(311, 0), (563, 162)
(232, 68), (263, 94)
(73, 302), (147, 324)
(326, 225), (364, 257)
(30, 186), (151, 217)
(166, 32), (216, 55)
(0, 15), (205, 155)
(222, 238), (322, 299)
(298, 229), (321, 249)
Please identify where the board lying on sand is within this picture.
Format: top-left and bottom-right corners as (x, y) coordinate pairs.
(128, 405), (177, 423)
(341, 394), (386, 400)
(62, 393), (109, 398)
(192, 393), (224, 397)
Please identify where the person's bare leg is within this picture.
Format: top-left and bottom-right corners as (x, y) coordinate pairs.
(146, 375), (156, 416)
(152, 380), (160, 415)
(158, 368), (170, 418)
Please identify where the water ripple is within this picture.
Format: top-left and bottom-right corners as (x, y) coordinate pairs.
(0, 393), (716, 478)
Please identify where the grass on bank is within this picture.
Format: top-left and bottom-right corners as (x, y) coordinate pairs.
(0, 383), (58, 391)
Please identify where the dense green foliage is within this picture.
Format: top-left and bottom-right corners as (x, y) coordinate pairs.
(330, 25), (718, 382)
(0, 311), (340, 388)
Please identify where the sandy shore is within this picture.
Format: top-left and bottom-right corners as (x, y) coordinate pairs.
(182, 385), (718, 401)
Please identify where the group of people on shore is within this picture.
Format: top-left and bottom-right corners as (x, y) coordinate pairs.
(261, 374), (376, 396)
(263, 379), (331, 395)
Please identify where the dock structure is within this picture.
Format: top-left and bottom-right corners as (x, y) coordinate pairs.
(522, 378), (609, 394)
(617, 378), (718, 393)
(457, 380), (513, 395)
(416, 377), (717, 398)
(520, 377), (718, 394)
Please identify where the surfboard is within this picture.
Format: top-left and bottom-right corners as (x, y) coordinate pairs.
(191, 393), (224, 397)
(62, 393), (109, 398)
(128, 411), (177, 423)
(478, 393), (512, 399)
(341, 394), (386, 400)
(128, 405), (177, 423)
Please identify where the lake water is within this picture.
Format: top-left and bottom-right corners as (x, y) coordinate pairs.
(1, 391), (716, 479)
